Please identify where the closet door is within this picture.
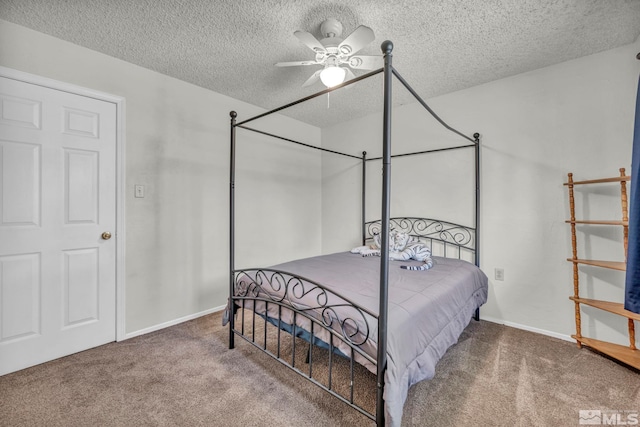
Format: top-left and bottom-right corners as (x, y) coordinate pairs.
(0, 76), (117, 375)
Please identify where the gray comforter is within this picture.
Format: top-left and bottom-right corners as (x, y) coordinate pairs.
(237, 252), (488, 426)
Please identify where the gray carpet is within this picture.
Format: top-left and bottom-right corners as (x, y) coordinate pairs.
(1, 311), (638, 426)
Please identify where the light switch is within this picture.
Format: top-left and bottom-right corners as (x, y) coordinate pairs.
(134, 184), (145, 198)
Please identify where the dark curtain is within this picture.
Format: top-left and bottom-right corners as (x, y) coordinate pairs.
(625, 76), (640, 314)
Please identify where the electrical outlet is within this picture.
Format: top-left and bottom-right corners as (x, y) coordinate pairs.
(134, 184), (145, 198)
(495, 268), (504, 281)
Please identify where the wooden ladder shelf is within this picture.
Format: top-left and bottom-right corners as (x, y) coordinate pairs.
(565, 168), (638, 369)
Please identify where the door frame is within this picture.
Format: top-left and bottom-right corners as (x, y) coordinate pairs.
(0, 66), (127, 341)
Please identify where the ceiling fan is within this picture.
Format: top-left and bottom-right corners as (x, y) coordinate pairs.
(276, 18), (382, 88)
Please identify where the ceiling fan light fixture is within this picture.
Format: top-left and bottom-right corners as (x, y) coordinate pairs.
(320, 66), (346, 87)
(276, 19), (379, 89)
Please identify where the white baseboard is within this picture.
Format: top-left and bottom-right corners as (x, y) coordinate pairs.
(121, 308), (574, 344)
(480, 315), (574, 343)
(121, 304), (227, 341)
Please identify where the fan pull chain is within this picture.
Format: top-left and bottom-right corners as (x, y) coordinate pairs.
(327, 92), (330, 109)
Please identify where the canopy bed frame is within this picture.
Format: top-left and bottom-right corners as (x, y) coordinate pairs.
(227, 40), (484, 426)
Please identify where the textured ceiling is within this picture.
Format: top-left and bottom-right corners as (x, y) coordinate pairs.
(1, 0), (639, 128)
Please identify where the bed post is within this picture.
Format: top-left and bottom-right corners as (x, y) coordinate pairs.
(229, 111), (237, 349)
(362, 151), (367, 245)
(377, 40), (394, 427)
(474, 132), (481, 321)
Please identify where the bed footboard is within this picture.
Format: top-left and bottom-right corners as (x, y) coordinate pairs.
(230, 268), (378, 420)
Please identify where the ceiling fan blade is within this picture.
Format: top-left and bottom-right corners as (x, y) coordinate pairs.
(338, 25), (375, 55)
(344, 68), (356, 81)
(348, 55), (383, 70)
(294, 30), (326, 53)
(302, 70), (322, 87)
(275, 60), (320, 67)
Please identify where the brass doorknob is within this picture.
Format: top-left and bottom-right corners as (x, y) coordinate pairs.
(101, 231), (112, 240)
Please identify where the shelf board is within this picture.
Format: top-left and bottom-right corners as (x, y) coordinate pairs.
(566, 258), (626, 271)
(565, 220), (628, 226)
(572, 335), (640, 370)
(564, 176), (631, 185)
(570, 297), (640, 321)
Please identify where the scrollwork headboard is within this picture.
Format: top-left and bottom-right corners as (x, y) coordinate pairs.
(364, 217), (476, 262)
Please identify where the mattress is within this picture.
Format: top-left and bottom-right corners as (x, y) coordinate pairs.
(233, 251), (488, 426)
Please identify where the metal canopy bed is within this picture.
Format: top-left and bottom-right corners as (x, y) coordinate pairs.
(227, 41), (488, 426)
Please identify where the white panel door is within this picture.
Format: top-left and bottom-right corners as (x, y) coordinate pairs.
(0, 76), (117, 375)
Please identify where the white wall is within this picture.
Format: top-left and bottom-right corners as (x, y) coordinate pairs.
(322, 39), (640, 345)
(0, 20), (322, 335)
